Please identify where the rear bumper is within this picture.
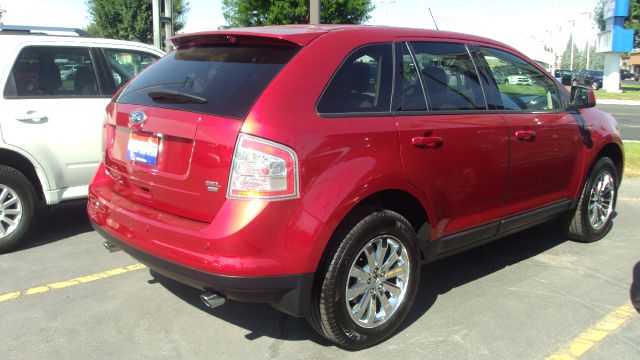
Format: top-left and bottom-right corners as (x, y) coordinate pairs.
(93, 222), (313, 317)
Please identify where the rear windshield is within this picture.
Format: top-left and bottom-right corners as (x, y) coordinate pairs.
(117, 44), (299, 119)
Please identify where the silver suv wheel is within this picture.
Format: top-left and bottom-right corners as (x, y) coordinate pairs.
(0, 184), (23, 238)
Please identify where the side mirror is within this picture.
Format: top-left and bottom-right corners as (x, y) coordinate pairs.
(569, 85), (596, 109)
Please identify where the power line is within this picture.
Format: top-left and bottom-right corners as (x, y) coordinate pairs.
(430, 0), (501, 9)
(391, 0), (501, 10)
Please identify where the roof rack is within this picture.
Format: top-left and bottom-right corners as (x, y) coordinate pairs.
(0, 25), (92, 37)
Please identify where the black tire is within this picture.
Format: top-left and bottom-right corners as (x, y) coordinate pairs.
(307, 209), (420, 350)
(561, 157), (618, 243)
(0, 166), (38, 253)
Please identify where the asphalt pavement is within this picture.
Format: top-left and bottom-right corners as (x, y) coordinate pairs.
(597, 104), (640, 141)
(1, 180), (639, 359)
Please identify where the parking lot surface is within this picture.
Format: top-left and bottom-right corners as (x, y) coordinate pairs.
(597, 104), (640, 141)
(1, 180), (639, 359)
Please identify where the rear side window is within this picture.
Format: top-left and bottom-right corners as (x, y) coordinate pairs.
(409, 42), (486, 111)
(317, 43), (393, 114)
(103, 49), (159, 90)
(117, 44), (299, 119)
(480, 47), (561, 112)
(4, 46), (99, 97)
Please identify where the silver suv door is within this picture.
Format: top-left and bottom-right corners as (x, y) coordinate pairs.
(1, 44), (108, 201)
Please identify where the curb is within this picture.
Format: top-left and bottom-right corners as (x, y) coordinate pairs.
(597, 99), (640, 106)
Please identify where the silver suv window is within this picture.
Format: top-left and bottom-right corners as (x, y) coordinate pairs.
(104, 49), (159, 90)
(4, 46), (99, 97)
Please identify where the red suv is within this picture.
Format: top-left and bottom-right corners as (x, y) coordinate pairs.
(89, 25), (623, 349)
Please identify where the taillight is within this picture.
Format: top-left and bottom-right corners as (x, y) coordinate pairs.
(227, 134), (299, 200)
(101, 122), (115, 163)
(101, 108), (115, 163)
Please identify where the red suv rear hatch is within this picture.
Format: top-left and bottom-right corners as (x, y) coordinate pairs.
(103, 35), (301, 222)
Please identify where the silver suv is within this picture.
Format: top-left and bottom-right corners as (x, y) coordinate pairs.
(0, 25), (164, 252)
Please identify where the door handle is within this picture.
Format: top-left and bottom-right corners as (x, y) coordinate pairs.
(412, 136), (443, 149)
(16, 110), (48, 124)
(515, 130), (536, 142)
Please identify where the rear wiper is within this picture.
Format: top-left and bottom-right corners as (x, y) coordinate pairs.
(147, 89), (207, 104)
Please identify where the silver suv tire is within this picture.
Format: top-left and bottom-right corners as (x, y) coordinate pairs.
(0, 166), (37, 253)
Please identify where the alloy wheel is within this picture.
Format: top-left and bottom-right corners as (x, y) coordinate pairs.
(0, 184), (22, 238)
(587, 171), (615, 230)
(345, 235), (410, 328)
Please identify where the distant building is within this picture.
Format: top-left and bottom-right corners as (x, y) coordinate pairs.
(621, 50), (640, 74)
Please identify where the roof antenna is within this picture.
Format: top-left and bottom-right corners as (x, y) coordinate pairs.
(429, 8), (439, 31)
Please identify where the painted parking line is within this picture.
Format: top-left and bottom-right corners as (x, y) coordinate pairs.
(0, 263), (146, 304)
(545, 300), (638, 360)
(619, 197), (640, 203)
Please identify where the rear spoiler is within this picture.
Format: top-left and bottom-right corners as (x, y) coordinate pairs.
(169, 34), (299, 49)
(169, 29), (325, 49)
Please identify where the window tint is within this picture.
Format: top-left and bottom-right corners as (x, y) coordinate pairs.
(117, 44), (299, 119)
(400, 43), (427, 111)
(317, 43), (393, 114)
(480, 47), (561, 111)
(5, 46), (98, 97)
(104, 49), (159, 90)
(409, 42), (486, 111)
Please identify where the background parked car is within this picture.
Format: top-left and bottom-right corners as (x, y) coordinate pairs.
(554, 69), (573, 85)
(620, 69), (639, 81)
(0, 25), (164, 252)
(572, 69), (604, 90)
(492, 65), (532, 85)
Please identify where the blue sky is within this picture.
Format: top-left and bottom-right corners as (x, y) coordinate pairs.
(0, 0), (599, 60)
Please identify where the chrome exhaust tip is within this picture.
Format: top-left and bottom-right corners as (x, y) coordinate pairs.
(200, 292), (226, 309)
(103, 240), (121, 253)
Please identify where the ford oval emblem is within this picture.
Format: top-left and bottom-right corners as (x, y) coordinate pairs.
(129, 110), (147, 126)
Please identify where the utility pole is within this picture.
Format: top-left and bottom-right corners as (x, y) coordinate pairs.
(570, 20), (575, 71)
(163, 0), (174, 50)
(153, 0), (161, 49)
(152, 0), (174, 51)
(379, 0), (395, 25)
(310, 0), (320, 24)
(581, 11), (593, 69)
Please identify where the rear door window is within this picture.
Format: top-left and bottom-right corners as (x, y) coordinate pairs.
(117, 44), (299, 119)
(409, 42), (486, 111)
(317, 43), (393, 114)
(399, 43), (427, 111)
(4, 46), (99, 97)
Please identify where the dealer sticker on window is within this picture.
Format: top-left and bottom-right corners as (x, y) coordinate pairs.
(127, 133), (159, 166)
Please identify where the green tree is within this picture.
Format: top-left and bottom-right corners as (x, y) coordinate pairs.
(560, 36), (581, 70)
(590, 46), (605, 70)
(222, 0), (374, 27)
(594, 0), (606, 32)
(626, 0), (640, 47)
(0, 5), (6, 24)
(86, 0), (189, 44)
